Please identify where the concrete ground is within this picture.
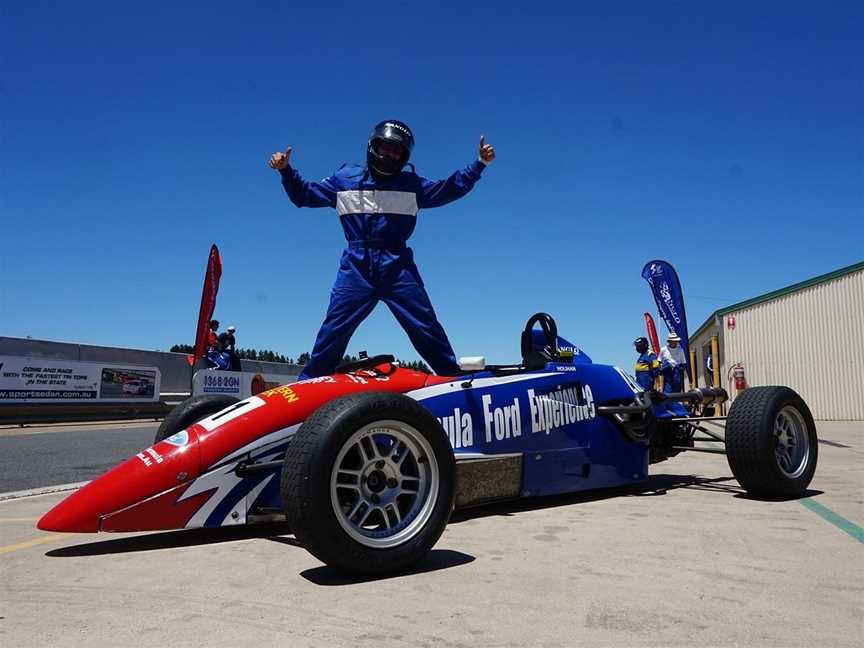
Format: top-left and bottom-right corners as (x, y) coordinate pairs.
(1, 421), (861, 647)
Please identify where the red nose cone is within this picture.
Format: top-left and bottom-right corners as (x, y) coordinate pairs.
(38, 487), (102, 532)
(37, 429), (201, 533)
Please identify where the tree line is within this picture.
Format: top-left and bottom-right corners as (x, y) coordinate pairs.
(169, 344), (430, 373)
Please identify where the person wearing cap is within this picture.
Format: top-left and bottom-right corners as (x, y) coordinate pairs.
(270, 120), (495, 380)
(659, 333), (687, 393)
(633, 337), (660, 391)
(218, 325), (241, 371)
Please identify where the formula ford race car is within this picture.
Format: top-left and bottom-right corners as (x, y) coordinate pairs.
(39, 313), (818, 575)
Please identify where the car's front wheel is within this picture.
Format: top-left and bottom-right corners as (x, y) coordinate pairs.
(281, 392), (455, 576)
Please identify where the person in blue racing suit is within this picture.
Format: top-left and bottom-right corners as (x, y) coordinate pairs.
(633, 337), (660, 391)
(270, 120), (496, 380)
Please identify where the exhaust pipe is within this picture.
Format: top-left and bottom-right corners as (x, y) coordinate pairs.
(598, 387), (728, 416)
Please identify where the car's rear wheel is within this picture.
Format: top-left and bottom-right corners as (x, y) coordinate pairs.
(725, 386), (817, 497)
(154, 394), (239, 444)
(282, 392), (455, 576)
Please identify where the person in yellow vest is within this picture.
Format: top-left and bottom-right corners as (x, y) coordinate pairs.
(634, 337), (660, 391)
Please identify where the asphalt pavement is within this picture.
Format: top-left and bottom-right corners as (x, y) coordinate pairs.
(1, 421), (861, 647)
(0, 422), (157, 492)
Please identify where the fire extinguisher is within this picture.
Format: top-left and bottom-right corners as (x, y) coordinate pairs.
(732, 363), (747, 391)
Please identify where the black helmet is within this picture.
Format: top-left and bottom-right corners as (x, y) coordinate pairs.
(367, 120), (414, 178)
(210, 319), (219, 329)
(634, 337), (649, 353)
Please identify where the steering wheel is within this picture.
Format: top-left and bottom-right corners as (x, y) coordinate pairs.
(334, 354), (396, 374)
(520, 313), (559, 365)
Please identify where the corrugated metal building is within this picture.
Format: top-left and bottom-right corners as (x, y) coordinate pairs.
(689, 261), (864, 420)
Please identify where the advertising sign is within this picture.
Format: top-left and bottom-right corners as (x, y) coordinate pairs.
(192, 370), (296, 399)
(643, 312), (661, 356)
(0, 356), (161, 403)
(193, 245), (223, 360)
(640, 260), (692, 381)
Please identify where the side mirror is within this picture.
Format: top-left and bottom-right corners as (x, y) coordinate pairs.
(458, 356), (486, 371)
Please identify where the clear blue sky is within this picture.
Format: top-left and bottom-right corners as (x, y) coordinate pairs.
(2, 2), (862, 371)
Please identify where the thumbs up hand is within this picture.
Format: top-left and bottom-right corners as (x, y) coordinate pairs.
(479, 135), (495, 165)
(269, 146), (292, 171)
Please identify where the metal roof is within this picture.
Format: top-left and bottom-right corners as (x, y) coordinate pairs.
(690, 260), (864, 341)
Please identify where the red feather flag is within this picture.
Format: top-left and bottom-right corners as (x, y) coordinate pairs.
(192, 245), (223, 360)
(644, 312), (660, 357)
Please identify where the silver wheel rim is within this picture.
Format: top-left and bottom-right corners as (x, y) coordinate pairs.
(774, 406), (810, 479)
(330, 420), (439, 549)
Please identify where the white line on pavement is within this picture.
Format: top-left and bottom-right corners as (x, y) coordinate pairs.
(0, 481), (89, 502)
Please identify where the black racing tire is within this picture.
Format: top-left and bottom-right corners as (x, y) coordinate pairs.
(282, 392), (455, 576)
(725, 386), (818, 498)
(154, 394), (239, 444)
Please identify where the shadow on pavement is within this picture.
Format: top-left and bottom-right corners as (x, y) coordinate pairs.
(46, 523), (475, 582)
(46, 521), (292, 557)
(45, 477), (824, 559)
(449, 473), (813, 524)
(733, 488), (823, 502)
(817, 439), (852, 449)
(298, 549), (476, 586)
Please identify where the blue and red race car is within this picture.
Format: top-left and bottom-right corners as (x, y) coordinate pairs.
(39, 313), (818, 575)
